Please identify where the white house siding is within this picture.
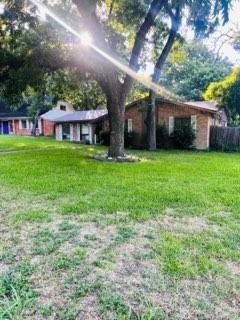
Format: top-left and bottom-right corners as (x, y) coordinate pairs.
(70, 124), (74, 141)
(56, 124), (63, 141)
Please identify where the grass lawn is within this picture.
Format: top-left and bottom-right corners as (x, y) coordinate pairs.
(0, 136), (239, 319)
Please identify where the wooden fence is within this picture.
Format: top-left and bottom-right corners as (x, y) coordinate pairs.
(210, 126), (240, 151)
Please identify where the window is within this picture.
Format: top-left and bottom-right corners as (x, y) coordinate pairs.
(174, 117), (191, 130)
(81, 124), (90, 142)
(81, 125), (89, 135)
(127, 119), (133, 133)
(60, 105), (66, 111)
(21, 120), (27, 129)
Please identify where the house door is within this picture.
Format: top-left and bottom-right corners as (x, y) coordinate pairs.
(3, 121), (9, 135)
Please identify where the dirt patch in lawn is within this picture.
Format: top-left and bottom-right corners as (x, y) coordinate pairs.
(1, 210), (238, 320)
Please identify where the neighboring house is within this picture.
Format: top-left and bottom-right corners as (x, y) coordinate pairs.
(0, 100), (73, 136)
(54, 110), (108, 144)
(40, 101), (74, 136)
(0, 102), (40, 136)
(125, 99), (224, 150)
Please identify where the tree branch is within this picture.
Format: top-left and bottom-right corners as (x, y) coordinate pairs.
(122, 0), (166, 96)
(152, 4), (181, 83)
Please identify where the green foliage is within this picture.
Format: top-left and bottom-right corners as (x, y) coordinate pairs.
(156, 124), (170, 149)
(204, 67), (240, 118)
(124, 130), (135, 148)
(171, 122), (196, 150)
(45, 70), (106, 109)
(100, 130), (110, 146)
(100, 130), (136, 148)
(161, 41), (232, 101)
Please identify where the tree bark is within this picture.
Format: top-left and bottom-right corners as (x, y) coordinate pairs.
(146, 6), (181, 150)
(31, 110), (40, 137)
(147, 90), (157, 150)
(123, 0), (166, 95)
(107, 95), (125, 158)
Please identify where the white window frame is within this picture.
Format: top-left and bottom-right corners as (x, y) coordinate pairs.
(191, 115), (197, 132)
(169, 116), (174, 135)
(20, 119), (28, 130)
(127, 119), (133, 133)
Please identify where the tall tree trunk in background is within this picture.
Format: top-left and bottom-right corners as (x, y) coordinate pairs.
(147, 7), (181, 150)
(31, 110), (40, 137)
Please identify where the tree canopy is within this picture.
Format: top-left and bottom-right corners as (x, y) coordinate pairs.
(160, 41), (232, 101)
(204, 67), (240, 123)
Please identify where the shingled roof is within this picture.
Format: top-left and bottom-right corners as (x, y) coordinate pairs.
(0, 102), (28, 118)
(54, 110), (108, 123)
(185, 101), (218, 112)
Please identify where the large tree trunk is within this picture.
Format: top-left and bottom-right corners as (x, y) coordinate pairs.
(107, 96), (125, 158)
(146, 7), (181, 150)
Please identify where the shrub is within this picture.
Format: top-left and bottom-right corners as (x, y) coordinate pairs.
(156, 124), (171, 149)
(100, 130), (136, 148)
(171, 123), (196, 149)
(100, 130), (110, 146)
(124, 131), (135, 148)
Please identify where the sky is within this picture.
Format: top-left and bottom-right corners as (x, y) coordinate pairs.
(178, 1), (240, 66)
(199, 0), (240, 65)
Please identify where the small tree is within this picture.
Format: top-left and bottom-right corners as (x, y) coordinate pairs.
(204, 67), (240, 121)
(23, 89), (52, 136)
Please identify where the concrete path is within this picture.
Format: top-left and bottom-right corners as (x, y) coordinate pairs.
(0, 147), (66, 155)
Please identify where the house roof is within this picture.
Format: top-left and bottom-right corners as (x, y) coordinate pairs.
(54, 110), (108, 123)
(0, 97), (53, 119)
(126, 98), (218, 114)
(40, 109), (72, 122)
(0, 102), (29, 118)
(185, 101), (218, 112)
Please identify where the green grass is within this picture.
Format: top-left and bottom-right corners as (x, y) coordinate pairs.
(0, 137), (240, 217)
(0, 136), (239, 319)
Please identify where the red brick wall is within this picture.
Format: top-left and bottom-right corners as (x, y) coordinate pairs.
(42, 119), (55, 136)
(125, 107), (146, 147)
(14, 120), (40, 136)
(125, 101), (213, 150)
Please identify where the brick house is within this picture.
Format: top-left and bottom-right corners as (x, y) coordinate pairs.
(52, 98), (225, 150)
(54, 110), (108, 144)
(124, 98), (225, 150)
(0, 100), (73, 137)
(40, 101), (75, 136)
(0, 102), (42, 136)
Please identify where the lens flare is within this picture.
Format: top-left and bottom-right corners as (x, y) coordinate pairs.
(80, 31), (93, 46)
(30, 0), (176, 97)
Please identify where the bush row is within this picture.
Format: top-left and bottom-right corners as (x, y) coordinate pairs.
(100, 123), (196, 150)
